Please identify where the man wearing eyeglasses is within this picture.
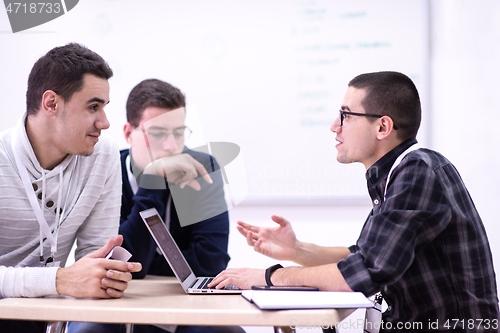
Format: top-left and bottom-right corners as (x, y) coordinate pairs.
(209, 71), (498, 332)
(68, 79), (243, 333)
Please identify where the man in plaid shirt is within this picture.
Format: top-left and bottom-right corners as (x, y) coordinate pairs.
(210, 71), (499, 332)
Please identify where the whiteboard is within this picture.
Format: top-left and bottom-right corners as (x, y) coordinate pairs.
(0, 0), (429, 204)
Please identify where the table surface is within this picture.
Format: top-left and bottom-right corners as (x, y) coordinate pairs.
(0, 276), (356, 327)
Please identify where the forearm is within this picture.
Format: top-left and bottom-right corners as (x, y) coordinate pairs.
(271, 263), (353, 292)
(293, 242), (351, 267)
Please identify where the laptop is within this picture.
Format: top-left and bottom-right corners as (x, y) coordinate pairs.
(139, 208), (242, 294)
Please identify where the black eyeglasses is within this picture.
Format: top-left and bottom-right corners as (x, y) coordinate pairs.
(339, 110), (399, 130)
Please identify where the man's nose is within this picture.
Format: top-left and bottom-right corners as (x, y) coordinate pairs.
(96, 110), (110, 130)
(331, 116), (341, 133)
(162, 133), (179, 152)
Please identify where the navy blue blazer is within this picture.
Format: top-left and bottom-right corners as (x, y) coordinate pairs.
(119, 148), (230, 278)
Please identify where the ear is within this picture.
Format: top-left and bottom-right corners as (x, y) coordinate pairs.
(376, 116), (396, 140)
(40, 90), (60, 116)
(123, 122), (135, 143)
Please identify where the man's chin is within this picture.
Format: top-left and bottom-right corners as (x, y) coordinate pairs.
(336, 154), (353, 165)
(336, 153), (345, 164)
(76, 147), (95, 157)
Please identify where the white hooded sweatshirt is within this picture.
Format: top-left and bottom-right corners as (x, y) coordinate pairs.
(0, 114), (121, 298)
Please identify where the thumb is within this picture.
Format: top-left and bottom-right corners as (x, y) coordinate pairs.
(114, 235), (124, 247)
(85, 237), (116, 259)
(271, 215), (288, 227)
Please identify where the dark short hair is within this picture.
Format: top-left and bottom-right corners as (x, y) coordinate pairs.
(126, 79), (186, 127)
(26, 43), (113, 116)
(348, 71), (421, 141)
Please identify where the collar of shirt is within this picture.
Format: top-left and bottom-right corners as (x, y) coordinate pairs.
(365, 138), (418, 206)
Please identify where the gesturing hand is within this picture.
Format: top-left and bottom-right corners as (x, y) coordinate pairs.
(237, 215), (299, 262)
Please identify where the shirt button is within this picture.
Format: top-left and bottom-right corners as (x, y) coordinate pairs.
(373, 199), (380, 205)
(387, 306), (392, 312)
(46, 201), (54, 208)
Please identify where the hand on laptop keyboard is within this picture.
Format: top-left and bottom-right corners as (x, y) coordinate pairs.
(200, 278), (240, 290)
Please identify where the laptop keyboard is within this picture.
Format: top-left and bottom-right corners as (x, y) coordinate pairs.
(199, 277), (240, 290)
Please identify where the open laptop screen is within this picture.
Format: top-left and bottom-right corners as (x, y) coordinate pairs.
(144, 214), (191, 282)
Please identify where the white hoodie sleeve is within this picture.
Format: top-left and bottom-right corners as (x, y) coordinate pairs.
(0, 266), (59, 298)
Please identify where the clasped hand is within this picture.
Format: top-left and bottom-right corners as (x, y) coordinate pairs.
(55, 235), (142, 299)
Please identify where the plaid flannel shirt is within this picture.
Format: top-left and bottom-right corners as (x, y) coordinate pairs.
(338, 139), (499, 332)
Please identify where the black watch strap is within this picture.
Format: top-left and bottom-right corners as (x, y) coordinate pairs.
(265, 264), (283, 286)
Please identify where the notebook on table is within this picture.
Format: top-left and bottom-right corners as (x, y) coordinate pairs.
(241, 289), (374, 310)
(139, 207), (241, 294)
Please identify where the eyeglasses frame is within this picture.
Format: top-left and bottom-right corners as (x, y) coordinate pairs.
(141, 126), (193, 142)
(339, 110), (399, 130)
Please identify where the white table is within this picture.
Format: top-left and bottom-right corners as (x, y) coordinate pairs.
(0, 276), (356, 332)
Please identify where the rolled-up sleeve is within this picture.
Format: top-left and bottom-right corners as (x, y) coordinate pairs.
(338, 251), (380, 296)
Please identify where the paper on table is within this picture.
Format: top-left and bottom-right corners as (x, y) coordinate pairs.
(241, 290), (374, 310)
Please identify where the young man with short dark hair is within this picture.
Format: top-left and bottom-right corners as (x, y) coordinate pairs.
(209, 71), (499, 332)
(0, 43), (141, 332)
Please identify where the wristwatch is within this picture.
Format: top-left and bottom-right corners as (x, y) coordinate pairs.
(265, 264), (283, 286)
